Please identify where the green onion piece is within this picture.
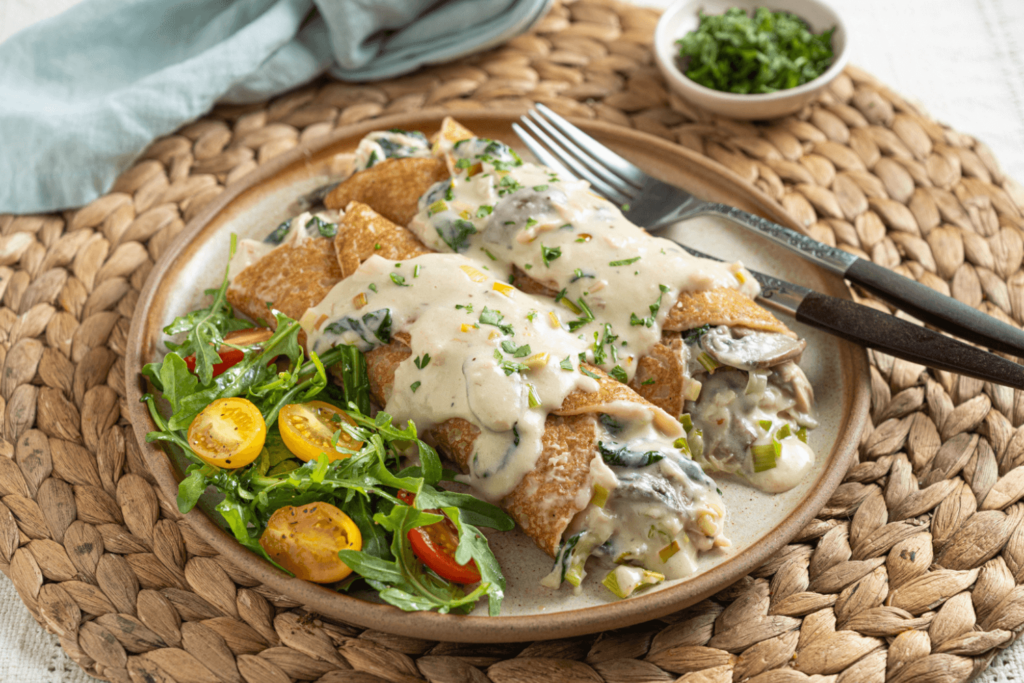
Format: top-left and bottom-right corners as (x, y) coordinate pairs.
(601, 566), (665, 599)
(565, 556), (586, 587)
(797, 426), (808, 443)
(777, 424), (792, 440)
(697, 352), (719, 374)
(758, 419), (773, 433)
(683, 377), (702, 402)
(591, 484), (610, 508)
(602, 569), (629, 599)
(745, 371), (768, 396)
(658, 540), (681, 563)
(428, 199), (448, 215)
(752, 443), (778, 472)
(698, 512), (718, 537)
(678, 413), (694, 431)
(527, 383), (542, 408)
(673, 436), (691, 457)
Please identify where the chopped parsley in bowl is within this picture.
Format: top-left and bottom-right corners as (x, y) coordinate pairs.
(676, 7), (835, 94)
(653, 0), (849, 120)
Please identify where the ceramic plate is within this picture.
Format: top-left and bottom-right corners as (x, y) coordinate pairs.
(126, 111), (869, 643)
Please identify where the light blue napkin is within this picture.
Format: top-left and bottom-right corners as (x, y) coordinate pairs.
(0, 0), (550, 214)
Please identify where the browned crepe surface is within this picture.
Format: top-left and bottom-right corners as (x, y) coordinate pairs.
(227, 236), (341, 329)
(665, 287), (795, 337)
(335, 201), (432, 278)
(324, 157), (449, 227)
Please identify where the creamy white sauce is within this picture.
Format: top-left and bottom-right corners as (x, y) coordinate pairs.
(398, 136), (817, 494)
(354, 130), (432, 171)
(407, 138), (759, 383)
(300, 251), (726, 583)
(303, 253), (599, 501)
(255, 129), (825, 592)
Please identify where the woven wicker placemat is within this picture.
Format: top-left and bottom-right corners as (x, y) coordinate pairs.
(4, 1), (1024, 681)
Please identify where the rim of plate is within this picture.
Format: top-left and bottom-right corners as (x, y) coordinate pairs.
(125, 109), (870, 643)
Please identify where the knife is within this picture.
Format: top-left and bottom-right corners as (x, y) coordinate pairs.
(681, 245), (1024, 390)
(689, 204), (1024, 359)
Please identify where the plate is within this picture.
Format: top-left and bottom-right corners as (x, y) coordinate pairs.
(125, 111), (869, 643)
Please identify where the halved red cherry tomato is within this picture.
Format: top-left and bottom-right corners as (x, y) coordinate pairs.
(183, 327), (274, 377)
(396, 490), (481, 584)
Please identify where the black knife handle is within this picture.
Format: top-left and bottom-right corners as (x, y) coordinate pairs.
(796, 291), (1024, 389)
(846, 258), (1024, 358)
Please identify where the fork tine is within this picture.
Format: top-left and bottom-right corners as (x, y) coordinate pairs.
(511, 123), (576, 183)
(534, 102), (649, 187)
(526, 110), (639, 197)
(516, 119), (632, 206)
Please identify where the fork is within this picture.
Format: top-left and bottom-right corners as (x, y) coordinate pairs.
(514, 103), (1024, 361)
(513, 106), (1024, 389)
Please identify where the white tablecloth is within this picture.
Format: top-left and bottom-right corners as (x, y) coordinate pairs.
(2, 0), (1024, 680)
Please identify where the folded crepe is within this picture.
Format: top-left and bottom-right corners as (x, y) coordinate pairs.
(328, 121), (818, 493)
(232, 198), (729, 589)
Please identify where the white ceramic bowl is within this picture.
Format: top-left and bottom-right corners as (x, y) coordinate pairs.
(654, 0), (849, 120)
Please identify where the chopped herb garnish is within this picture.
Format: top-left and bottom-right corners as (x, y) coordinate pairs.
(497, 176), (523, 196)
(609, 256), (641, 267)
(390, 273), (409, 287)
(642, 378), (656, 385)
(621, 203), (631, 212)
(571, 269), (594, 282)
(413, 264), (421, 278)
(500, 340), (532, 358)
(414, 354), (431, 369)
(533, 185), (549, 191)
(456, 303), (474, 314)
(568, 297), (595, 331)
(580, 366), (600, 379)
(455, 158), (472, 169)
(410, 381), (422, 393)
(526, 310), (538, 322)
(676, 7), (835, 95)
(541, 245), (562, 267)
(630, 284), (670, 328)
(480, 307), (515, 335)
(609, 366), (628, 383)
(368, 283), (378, 293)
(476, 205), (494, 218)
(374, 243), (381, 250)
(482, 248), (497, 261)
(560, 356), (574, 371)
(493, 349), (529, 375)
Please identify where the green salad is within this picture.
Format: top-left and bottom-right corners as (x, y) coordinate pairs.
(676, 7), (835, 94)
(141, 236), (513, 615)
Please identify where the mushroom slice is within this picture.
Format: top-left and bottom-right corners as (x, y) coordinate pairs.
(700, 326), (806, 371)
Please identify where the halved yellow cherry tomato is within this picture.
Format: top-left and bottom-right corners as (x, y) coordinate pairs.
(186, 397), (266, 469)
(259, 502), (362, 583)
(279, 401), (363, 463)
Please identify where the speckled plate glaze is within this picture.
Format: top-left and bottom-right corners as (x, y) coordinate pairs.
(126, 111), (870, 643)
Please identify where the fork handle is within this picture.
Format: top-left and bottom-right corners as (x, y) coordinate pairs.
(795, 291), (1024, 389)
(844, 258), (1024, 358)
(700, 201), (1024, 358)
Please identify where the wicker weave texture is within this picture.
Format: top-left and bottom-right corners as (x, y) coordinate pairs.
(3, 1), (1024, 681)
